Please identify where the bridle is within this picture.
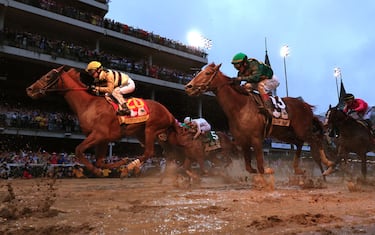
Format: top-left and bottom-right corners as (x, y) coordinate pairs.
(29, 67), (88, 96)
(188, 64), (229, 93)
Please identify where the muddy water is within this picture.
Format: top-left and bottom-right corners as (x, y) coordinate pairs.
(1, 158), (375, 235)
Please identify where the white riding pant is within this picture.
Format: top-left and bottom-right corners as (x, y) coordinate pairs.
(112, 79), (135, 105)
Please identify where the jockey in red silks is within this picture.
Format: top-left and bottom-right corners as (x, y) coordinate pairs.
(343, 93), (368, 118)
(343, 93), (374, 136)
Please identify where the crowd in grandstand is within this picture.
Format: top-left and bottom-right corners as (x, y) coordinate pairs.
(15, 0), (206, 58)
(1, 102), (80, 133)
(8, 0), (204, 85)
(0, 29), (193, 85)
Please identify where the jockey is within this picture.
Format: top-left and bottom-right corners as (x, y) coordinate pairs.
(343, 93), (369, 118)
(86, 61), (135, 116)
(183, 117), (212, 140)
(231, 52), (274, 115)
(343, 93), (374, 133)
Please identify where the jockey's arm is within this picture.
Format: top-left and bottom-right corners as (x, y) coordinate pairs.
(354, 99), (368, 113)
(97, 73), (115, 94)
(193, 131), (200, 139)
(239, 60), (262, 83)
(191, 121), (201, 139)
(343, 105), (349, 113)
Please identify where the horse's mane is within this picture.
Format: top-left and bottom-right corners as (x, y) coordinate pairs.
(206, 63), (253, 96)
(63, 66), (91, 88)
(328, 106), (356, 124)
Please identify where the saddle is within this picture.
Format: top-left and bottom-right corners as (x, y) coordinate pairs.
(245, 89), (290, 127)
(105, 96), (150, 125)
(358, 119), (375, 137)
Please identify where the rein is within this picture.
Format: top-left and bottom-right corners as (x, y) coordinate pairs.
(196, 66), (231, 93)
(35, 68), (88, 94)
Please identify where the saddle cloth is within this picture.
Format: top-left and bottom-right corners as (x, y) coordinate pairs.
(105, 96), (150, 125)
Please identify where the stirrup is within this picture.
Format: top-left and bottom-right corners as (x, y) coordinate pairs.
(117, 109), (130, 116)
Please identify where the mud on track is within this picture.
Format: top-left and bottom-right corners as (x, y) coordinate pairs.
(1, 158), (375, 235)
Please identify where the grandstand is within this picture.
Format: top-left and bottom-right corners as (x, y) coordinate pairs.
(0, 0), (229, 158)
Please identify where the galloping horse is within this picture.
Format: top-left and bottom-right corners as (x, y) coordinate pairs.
(159, 124), (238, 182)
(324, 105), (375, 179)
(26, 66), (178, 175)
(185, 63), (333, 175)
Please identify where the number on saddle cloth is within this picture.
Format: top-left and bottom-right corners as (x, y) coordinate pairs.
(269, 96), (288, 119)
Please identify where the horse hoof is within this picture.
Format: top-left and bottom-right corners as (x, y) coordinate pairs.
(323, 167), (334, 176)
(264, 167), (274, 174)
(127, 159), (141, 171)
(294, 169), (305, 175)
(94, 168), (103, 176)
(247, 168), (257, 174)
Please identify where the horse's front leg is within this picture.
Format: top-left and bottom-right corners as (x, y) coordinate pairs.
(292, 145), (305, 175)
(94, 142), (109, 169)
(360, 153), (367, 180)
(243, 147), (257, 174)
(323, 145), (344, 176)
(197, 158), (208, 176)
(75, 135), (102, 176)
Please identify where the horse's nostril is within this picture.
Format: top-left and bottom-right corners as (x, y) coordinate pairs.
(185, 84), (192, 89)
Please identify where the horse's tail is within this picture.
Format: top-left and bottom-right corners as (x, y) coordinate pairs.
(312, 115), (324, 137)
(171, 116), (182, 134)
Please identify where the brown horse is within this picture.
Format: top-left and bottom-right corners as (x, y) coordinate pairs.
(26, 66), (178, 175)
(185, 63), (333, 175)
(159, 124), (238, 182)
(324, 105), (375, 179)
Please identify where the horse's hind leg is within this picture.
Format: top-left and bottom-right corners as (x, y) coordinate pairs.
(95, 143), (129, 169)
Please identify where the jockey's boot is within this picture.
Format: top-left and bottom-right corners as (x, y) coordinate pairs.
(264, 99), (274, 116)
(117, 103), (131, 116)
(364, 119), (375, 136)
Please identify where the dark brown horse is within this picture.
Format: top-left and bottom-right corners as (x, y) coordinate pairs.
(26, 66), (178, 175)
(324, 105), (375, 179)
(185, 63), (333, 175)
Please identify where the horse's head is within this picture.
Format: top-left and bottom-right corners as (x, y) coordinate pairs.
(185, 63), (226, 96)
(26, 66), (84, 99)
(324, 104), (347, 127)
(26, 66), (65, 99)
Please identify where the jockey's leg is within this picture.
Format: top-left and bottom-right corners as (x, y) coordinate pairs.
(363, 119), (375, 136)
(259, 81), (273, 116)
(112, 88), (130, 116)
(262, 94), (273, 116)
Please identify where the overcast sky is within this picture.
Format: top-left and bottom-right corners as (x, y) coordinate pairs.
(106, 0), (375, 115)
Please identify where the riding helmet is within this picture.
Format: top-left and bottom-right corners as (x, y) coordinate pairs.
(343, 93), (354, 101)
(231, 52), (248, 64)
(86, 61), (102, 72)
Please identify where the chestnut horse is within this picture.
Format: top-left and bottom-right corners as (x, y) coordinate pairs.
(324, 105), (375, 179)
(26, 66), (178, 175)
(185, 63), (333, 175)
(159, 125), (238, 183)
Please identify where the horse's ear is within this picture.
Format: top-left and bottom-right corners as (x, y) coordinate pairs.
(329, 104), (332, 109)
(216, 63), (222, 69)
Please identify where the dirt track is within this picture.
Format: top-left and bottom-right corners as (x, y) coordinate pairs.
(1, 158), (375, 235)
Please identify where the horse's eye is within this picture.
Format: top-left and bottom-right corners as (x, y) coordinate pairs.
(205, 72), (211, 75)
